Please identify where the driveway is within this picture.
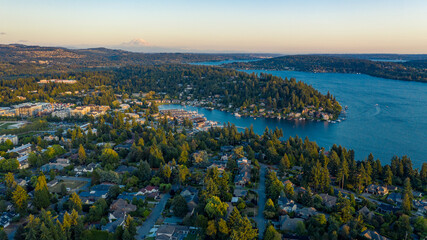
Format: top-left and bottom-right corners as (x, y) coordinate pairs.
(255, 165), (267, 238)
(136, 193), (171, 239)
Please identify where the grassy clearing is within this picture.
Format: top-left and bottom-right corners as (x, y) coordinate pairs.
(0, 122), (17, 130)
(49, 180), (87, 193)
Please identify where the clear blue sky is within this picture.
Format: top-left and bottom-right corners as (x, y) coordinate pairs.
(0, 0), (426, 53)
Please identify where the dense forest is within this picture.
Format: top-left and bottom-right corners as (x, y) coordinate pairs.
(225, 55), (427, 82)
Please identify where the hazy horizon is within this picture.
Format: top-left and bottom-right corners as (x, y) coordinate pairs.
(1, 0), (426, 54)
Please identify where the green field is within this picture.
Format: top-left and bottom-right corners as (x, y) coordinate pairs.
(0, 122), (16, 130)
(49, 180), (87, 193)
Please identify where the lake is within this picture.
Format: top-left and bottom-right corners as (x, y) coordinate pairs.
(166, 63), (427, 168)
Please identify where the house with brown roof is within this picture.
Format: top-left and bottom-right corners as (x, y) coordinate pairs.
(361, 230), (389, 240)
(296, 207), (318, 219)
(366, 184), (389, 195)
(108, 199), (136, 222)
(110, 198), (137, 212)
(319, 193), (337, 208)
(280, 215), (304, 232)
(358, 206), (374, 220)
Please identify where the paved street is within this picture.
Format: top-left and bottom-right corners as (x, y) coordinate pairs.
(255, 165), (267, 238)
(136, 193), (171, 239)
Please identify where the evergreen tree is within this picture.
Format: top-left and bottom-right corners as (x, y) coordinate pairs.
(384, 165), (393, 187)
(264, 225), (281, 240)
(34, 173), (50, 209)
(78, 144), (86, 164)
(137, 161), (151, 182)
(172, 195), (189, 217)
(0, 229), (7, 240)
(70, 192), (82, 212)
(12, 185), (28, 214)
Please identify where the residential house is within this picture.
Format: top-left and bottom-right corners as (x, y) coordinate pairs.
(233, 188), (247, 198)
(180, 187), (199, 215)
(386, 192), (402, 204)
(280, 215), (304, 232)
(40, 158), (70, 172)
(114, 143), (132, 151)
(108, 199), (136, 222)
(296, 207), (318, 219)
(377, 204), (400, 214)
(366, 184), (389, 195)
(0, 212), (17, 228)
(74, 163), (98, 175)
(234, 158), (251, 187)
(278, 196), (297, 213)
(319, 194), (337, 208)
(358, 206), (374, 220)
(208, 163), (226, 172)
(412, 191), (423, 198)
(361, 230), (389, 240)
(156, 225), (175, 239)
(155, 225), (190, 240)
(47, 179), (59, 188)
(102, 217), (125, 233)
(16, 179), (27, 187)
(294, 187), (307, 196)
(79, 184), (114, 204)
(118, 192), (146, 202)
(137, 185), (159, 199)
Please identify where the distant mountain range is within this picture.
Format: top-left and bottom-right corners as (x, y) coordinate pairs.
(0, 44), (278, 65)
(1, 44), (426, 82)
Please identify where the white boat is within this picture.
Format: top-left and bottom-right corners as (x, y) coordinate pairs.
(234, 113), (241, 117)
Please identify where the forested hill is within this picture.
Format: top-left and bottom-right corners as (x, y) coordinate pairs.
(0, 64), (342, 119)
(0, 44), (276, 78)
(225, 55), (427, 82)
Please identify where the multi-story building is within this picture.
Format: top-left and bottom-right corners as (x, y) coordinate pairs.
(7, 143), (32, 156)
(0, 134), (18, 145)
(52, 109), (70, 119)
(16, 104), (43, 117)
(70, 106), (91, 117)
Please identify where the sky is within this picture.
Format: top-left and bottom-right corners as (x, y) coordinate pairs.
(0, 0), (426, 54)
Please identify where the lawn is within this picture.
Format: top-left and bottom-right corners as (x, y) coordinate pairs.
(49, 180), (87, 193)
(0, 122), (16, 130)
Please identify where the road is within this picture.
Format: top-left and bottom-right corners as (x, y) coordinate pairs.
(136, 193), (171, 239)
(255, 164), (267, 238)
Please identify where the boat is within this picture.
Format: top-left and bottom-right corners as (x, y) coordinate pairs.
(345, 105), (348, 110)
(234, 113), (241, 117)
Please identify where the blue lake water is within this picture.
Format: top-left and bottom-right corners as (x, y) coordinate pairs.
(171, 63), (427, 168)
